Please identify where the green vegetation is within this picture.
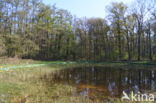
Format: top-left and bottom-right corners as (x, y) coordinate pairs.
(0, 0), (155, 61)
(0, 58), (156, 102)
(0, 59), (106, 103)
(0, 0), (156, 102)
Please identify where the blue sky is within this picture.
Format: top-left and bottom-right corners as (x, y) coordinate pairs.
(43, 0), (134, 18)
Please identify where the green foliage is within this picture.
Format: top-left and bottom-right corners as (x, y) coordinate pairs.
(0, 36), (6, 56)
(22, 39), (39, 58)
(0, 0), (155, 61)
(5, 35), (22, 57)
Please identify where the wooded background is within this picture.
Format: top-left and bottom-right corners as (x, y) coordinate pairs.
(0, 0), (156, 61)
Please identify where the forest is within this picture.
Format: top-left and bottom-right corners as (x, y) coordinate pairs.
(0, 0), (156, 61)
(1, 0), (156, 103)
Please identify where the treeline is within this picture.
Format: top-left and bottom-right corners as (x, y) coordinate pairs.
(0, 0), (156, 61)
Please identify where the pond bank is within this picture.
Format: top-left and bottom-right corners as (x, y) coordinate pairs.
(0, 59), (156, 103)
(1, 60), (156, 72)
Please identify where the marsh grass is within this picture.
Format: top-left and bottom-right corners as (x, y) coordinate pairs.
(0, 62), (99, 103)
(0, 58), (155, 103)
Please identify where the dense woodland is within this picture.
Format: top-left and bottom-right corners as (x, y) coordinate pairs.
(0, 0), (156, 61)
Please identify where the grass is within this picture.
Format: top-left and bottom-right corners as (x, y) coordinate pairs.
(0, 59), (95, 103)
(0, 58), (156, 103)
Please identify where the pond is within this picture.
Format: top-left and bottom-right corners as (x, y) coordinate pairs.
(43, 66), (156, 100)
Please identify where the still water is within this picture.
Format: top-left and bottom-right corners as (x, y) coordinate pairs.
(43, 66), (156, 99)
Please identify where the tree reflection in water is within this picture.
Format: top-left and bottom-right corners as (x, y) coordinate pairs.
(43, 66), (156, 99)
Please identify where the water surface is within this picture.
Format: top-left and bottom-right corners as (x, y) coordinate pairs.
(43, 66), (156, 99)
